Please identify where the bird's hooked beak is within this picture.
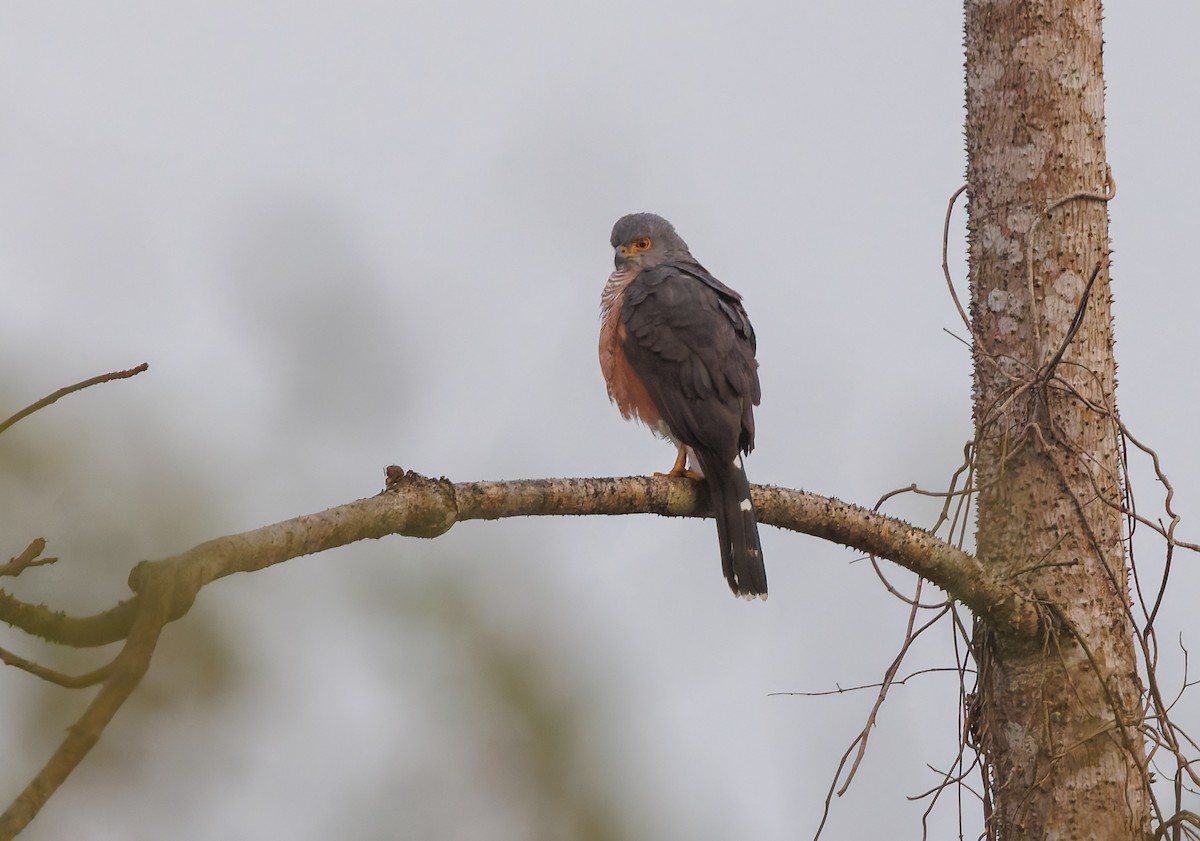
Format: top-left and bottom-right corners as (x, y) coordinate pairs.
(614, 243), (638, 269)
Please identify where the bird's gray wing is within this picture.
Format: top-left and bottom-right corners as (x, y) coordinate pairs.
(619, 261), (760, 456)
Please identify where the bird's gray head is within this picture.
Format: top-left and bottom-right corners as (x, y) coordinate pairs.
(610, 212), (690, 270)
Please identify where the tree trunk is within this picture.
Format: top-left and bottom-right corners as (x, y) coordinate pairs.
(965, 1), (1151, 838)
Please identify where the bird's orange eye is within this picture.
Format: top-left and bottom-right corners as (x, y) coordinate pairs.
(632, 238), (652, 251)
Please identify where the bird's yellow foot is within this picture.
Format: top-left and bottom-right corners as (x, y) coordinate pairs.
(654, 446), (704, 481)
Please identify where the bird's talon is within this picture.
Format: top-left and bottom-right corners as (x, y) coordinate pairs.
(654, 444), (697, 479)
(653, 468), (704, 481)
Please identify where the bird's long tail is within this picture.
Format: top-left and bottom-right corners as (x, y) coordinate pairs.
(694, 450), (767, 599)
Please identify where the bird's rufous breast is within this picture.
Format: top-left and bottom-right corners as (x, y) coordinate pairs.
(599, 268), (664, 430)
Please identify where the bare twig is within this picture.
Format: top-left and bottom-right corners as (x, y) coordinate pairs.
(909, 762), (985, 803)
(1037, 261), (1103, 382)
(837, 596), (951, 796)
(0, 645), (114, 689)
(0, 539), (56, 578)
(866, 554), (951, 609)
(1153, 810), (1200, 841)
(1024, 167), (1115, 349)
(0, 571), (172, 840)
(812, 592), (951, 839)
(942, 184), (972, 333)
(1116, 418), (1197, 622)
(769, 667), (972, 698)
(0, 363), (149, 438)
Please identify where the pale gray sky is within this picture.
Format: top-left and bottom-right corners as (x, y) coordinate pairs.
(0, 2), (1197, 839)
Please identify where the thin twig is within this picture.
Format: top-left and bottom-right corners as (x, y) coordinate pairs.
(837, 596), (950, 796)
(769, 667), (972, 698)
(1038, 262), (1102, 382)
(1024, 167), (1115, 349)
(0, 363), (149, 438)
(866, 552), (951, 608)
(910, 762), (985, 803)
(942, 184), (972, 333)
(1154, 811), (1200, 841)
(0, 539), (56, 578)
(813, 590), (951, 840)
(0, 645), (115, 688)
(0, 574), (173, 840)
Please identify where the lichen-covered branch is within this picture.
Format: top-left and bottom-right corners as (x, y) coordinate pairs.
(750, 486), (1034, 634)
(2, 470), (1036, 651)
(0, 467), (1041, 837)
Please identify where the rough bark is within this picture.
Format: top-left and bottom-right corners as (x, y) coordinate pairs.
(965, 1), (1151, 838)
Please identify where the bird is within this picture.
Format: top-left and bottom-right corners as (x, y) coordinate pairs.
(599, 212), (767, 599)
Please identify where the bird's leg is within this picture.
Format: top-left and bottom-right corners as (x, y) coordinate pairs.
(655, 445), (703, 481)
